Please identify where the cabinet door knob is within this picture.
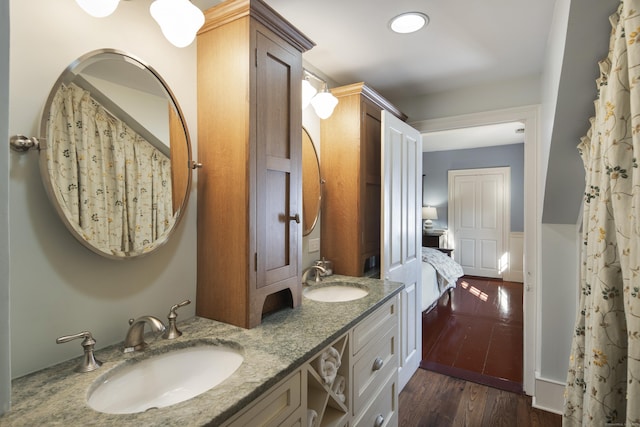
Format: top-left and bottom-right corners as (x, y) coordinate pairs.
(372, 357), (384, 371)
(374, 414), (385, 427)
(289, 214), (301, 224)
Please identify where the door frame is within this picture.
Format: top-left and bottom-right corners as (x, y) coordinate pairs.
(448, 167), (511, 278)
(411, 105), (539, 396)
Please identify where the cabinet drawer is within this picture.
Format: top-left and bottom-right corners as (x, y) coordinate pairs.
(352, 297), (397, 355)
(353, 326), (397, 415)
(224, 370), (302, 427)
(353, 376), (397, 427)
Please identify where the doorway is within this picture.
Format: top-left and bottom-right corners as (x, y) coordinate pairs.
(413, 105), (538, 395)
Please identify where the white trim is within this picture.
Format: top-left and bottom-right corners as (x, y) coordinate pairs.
(533, 375), (566, 415)
(413, 105), (540, 397)
(505, 232), (524, 283)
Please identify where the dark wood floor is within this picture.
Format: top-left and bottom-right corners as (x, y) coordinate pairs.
(398, 276), (561, 426)
(421, 277), (524, 393)
(398, 368), (562, 427)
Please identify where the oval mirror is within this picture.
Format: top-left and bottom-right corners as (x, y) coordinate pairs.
(39, 49), (192, 259)
(302, 127), (322, 236)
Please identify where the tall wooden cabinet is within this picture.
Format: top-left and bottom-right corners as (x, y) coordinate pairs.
(320, 83), (407, 277)
(196, 0), (314, 328)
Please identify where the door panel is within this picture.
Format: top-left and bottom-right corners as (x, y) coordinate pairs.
(381, 111), (422, 391)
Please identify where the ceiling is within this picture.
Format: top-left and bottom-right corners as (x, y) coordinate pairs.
(423, 122), (525, 152)
(195, 0), (556, 150)
(263, 0), (557, 102)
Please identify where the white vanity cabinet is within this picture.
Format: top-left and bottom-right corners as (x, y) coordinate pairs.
(222, 370), (305, 427)
(223, 295), (399, 427)
(351, 296), (399, 427)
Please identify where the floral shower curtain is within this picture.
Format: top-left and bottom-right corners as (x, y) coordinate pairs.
(46, 82), (174, 256)
(564, 2), (640, 425)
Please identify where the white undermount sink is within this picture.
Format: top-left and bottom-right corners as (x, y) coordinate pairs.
(87, 344), (243, 414)
(304, 282), (369, 302)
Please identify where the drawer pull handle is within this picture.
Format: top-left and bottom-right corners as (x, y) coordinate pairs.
(289, 214), (301, 224)
(372, 357), (384, 371)
(374, 414), (385, 427)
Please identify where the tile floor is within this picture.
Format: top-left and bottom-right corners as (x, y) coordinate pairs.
(420, 276), (524, 393)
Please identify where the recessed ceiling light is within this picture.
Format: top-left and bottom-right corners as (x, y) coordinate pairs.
(389, 12), (429, 34)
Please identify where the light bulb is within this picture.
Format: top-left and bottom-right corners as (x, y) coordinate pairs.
(389, 12), (429, 34)
(302, 79), (317, 109)
(150, 0), (205, 48)
(310, 89), (338, 120)
(75, 0), (120, 18)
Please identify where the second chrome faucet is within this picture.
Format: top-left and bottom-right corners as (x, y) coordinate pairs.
(123, 315), (166, 353)
(123, 299), (191, 353)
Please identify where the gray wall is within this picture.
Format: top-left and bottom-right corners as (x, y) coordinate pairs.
(8, 0), (198, 378)
(1, 0), (10, 415)
(422, 143), (525, 232)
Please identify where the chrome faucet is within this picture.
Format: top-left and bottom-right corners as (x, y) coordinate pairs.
(302, 264), (327, 284)
(56, 331), (102, 373)
(123, 315), (166, 353)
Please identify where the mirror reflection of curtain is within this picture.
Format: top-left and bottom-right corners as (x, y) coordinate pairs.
(45, 82), (174, 256)
(564, 2), (640, 425)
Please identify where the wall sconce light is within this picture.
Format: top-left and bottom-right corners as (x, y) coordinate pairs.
(75, 0), (120, 17)
(303, 69), (338, 120)
(75, 0), (205, 48)
(422, 206), (438, 230)
(150, 0), (205, 48)
(302, 77), (317, 109)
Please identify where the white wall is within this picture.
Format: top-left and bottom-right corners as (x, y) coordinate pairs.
(539, 0), (570, 200)
(539, 224), (578, 381)
(1, 0), (11, 415)
(8, 0), (198, 377)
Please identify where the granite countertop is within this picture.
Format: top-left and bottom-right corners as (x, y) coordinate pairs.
(1, 275), (403, 427)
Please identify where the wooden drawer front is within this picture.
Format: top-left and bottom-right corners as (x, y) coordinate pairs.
(225, 371), (301, 427)
(353, 297), (397, 355)
(353, 326), (397, 416)
(353, 376), (397, 427)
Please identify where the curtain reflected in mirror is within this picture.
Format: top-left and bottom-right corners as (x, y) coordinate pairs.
(39, 49), (192, 259)
(302, 127), (322, 235)
(46, 82), (175, 256)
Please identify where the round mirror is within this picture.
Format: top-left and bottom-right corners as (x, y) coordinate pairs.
(302, 127), (322, 235)
(39, 49), (192, 259)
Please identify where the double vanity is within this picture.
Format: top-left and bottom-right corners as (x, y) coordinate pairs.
(1, 276), (402, 426)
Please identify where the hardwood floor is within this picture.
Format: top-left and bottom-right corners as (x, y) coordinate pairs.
(398, 369), (562, 426)
(398, 276), (562, 426)
(421, 277), (523, 393)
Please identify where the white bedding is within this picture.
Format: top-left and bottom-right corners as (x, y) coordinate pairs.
(421, 247), (464, 312)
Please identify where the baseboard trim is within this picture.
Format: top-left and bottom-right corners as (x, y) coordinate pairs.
(532, 376), (565, 415)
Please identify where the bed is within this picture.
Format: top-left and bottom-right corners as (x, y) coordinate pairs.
(421, 247), (464, 312)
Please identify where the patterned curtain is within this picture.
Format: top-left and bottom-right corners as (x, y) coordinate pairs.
(45, 82), (174, 256)
(564, 2), (640, 425)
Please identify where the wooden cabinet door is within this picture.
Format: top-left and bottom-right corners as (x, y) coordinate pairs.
(255, 29), (302, 291)
(361, 100), (382, 263)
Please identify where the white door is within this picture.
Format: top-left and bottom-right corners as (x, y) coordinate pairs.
(448, 167), (510, 278)
(381, 111), (422, 391)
